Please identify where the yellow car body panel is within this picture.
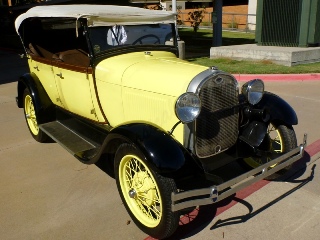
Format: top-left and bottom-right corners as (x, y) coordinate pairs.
(28, 57), (105, 122)
(52, 66), (101, 121)
(27, 58), (62, 107)
(95, 51), (207, 143)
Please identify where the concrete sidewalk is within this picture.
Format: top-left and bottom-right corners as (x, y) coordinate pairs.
(210, 44), (320, 67)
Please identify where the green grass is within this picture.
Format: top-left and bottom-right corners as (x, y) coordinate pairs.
(178, 28), (320, 74)
(188, 57), (320, 74)
(178, 28), (255, 46)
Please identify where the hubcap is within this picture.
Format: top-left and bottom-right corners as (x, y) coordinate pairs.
(129, 189), (137, 198)
(131, 171), (157, 206)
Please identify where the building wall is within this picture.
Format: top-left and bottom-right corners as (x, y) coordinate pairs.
(161, 1), (186, 10)
(221, 5), (249, 30)
(160, 1), (256, 31)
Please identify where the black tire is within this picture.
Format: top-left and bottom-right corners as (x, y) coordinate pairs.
(23, 88), (48, 142)
(114, 143), (179, 239)
(239, 122), (297, 179)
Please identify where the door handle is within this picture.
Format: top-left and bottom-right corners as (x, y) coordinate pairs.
(56, 73), (63, 78)
(33, 66), (39, 71)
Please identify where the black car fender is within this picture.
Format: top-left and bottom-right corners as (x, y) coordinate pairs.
(239, 91), (298, 148)
(104, 122), (198, 176)
(17, 73), (54, 123)
(256, 91), (298, 125)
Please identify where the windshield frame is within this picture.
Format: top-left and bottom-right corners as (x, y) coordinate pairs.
(85, 22), (178, 59)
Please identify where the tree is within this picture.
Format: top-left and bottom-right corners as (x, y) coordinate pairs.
(187, 6), (206, 33)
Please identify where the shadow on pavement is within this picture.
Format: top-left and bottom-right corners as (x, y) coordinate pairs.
(274, 150), (312, 182)
(95, 154), (115, 179)
(167, 197), (234, 239)
(210, 164), (316, 230)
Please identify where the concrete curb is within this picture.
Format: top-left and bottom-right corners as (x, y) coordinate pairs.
(234, 73), (320, 82)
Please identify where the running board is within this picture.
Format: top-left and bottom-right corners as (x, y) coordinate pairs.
(39, 121), (100, 159)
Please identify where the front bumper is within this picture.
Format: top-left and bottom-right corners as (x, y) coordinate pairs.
(171, 134), (307, 212)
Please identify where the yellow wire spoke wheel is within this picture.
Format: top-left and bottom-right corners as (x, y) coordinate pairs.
(244, 123), (283, 168)
(23, 88), (48, 142)
(24, 94), (39, 136)
(115, 143), (179, 239)
(119, 154), (162, 227)
(242, 122), (297, 175)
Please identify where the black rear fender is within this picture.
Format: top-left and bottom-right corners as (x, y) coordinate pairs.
(17, 73), (54, 123)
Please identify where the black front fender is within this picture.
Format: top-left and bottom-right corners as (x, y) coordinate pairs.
(105, 123), (197, 175)
(257, 91), (298, 125)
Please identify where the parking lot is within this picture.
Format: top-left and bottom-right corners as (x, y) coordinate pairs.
(1, 49), (320, 240)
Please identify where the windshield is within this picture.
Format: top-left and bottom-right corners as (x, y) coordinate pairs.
(88, 24), (174, 54)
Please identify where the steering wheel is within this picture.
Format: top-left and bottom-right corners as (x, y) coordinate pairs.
(132, 34), (161, 45)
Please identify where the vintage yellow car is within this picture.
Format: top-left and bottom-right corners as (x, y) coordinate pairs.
(15, 5), (306, 239)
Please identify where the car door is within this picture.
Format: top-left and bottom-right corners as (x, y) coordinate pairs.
(27, 47), (63, 108)
(51, 50), (100, 121)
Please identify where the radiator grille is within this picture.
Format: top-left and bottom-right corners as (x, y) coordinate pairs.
(195, 74), (239, 158)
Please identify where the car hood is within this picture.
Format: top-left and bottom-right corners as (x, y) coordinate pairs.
(95, 51), (208, 97)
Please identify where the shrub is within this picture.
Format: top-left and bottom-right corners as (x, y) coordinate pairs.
(187, 7), (206, 33)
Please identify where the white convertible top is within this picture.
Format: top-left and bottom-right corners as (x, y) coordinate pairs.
(15, 4), (176, 33)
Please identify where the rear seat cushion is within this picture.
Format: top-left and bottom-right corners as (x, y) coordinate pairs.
(28, 43), (40, 57)
(29, 43), (58, 59)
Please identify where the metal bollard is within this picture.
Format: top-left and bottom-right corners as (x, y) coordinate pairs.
(165, 40), (185, 60)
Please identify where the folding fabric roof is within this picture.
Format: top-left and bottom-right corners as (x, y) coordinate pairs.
(15, 4), (176, 33)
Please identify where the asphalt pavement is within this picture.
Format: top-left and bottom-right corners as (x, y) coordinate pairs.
(1, 49), (320, 240)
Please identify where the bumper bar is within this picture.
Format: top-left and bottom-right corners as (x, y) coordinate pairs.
(171, 134), (307, 212)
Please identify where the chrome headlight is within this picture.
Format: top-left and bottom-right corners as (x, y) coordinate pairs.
(241, 79), (264, 105)
(175, 93), (201, 123)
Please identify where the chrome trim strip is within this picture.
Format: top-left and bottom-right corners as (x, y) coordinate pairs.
(171, 134), (307, 212)
(187, 67), (223, 93)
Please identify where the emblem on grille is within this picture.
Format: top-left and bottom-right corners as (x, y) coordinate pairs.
(214, 77), (224, 84)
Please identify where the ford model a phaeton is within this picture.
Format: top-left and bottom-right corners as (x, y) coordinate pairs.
(15, 5), (306, 239)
